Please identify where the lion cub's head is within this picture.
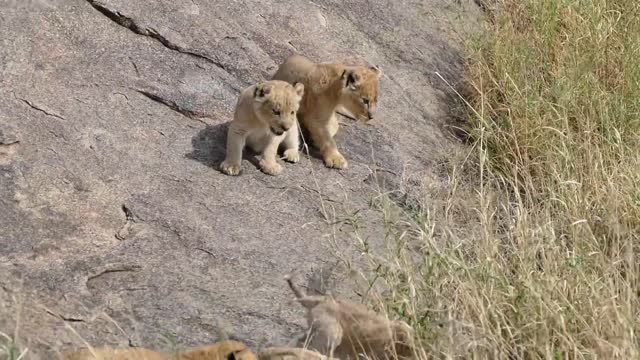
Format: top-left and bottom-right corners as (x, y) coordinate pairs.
(339, 65), (382, 122)
(253, 80), (304, 136)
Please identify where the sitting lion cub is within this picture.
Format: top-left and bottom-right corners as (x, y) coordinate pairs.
(220, 80), (304, 176)
(272, 55), (381, 170)
(63, 339), (257, 360)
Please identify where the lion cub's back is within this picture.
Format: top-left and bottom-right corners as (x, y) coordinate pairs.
(272, 55), (316, 84)
(63, 347), (166, 360)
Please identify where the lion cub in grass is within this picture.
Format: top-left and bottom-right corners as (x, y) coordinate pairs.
(284, 275), (415, 360)
(63, 340), (257, 360)
(220, 80), (304, 176)
(272, 55), (381, 170)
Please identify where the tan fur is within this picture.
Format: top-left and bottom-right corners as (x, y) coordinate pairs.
(221, 80), (304, 176)
(272, 55), (381, 170)
(257, 347), (335, 360)
(63, 347), (165, 360)
(63, 340), (257, 360)
(284, 276), (415, 360)
(178, 340), (257, 360)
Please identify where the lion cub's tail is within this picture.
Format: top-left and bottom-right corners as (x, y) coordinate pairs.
(284, 274), (324, 309)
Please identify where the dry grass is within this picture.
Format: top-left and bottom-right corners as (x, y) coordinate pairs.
(0, 333), (27, 360)
(340, 1), (639, 358)
(0, 297), (28, 360)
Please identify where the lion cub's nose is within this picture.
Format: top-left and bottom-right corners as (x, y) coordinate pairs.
(367, 111), (374, 120)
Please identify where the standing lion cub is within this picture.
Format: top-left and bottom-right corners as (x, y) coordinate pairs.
(272, 55), (381, 170)
(220, 80), (304, 176)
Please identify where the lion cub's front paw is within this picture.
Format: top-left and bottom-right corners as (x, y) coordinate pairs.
(283, 149), (300, 163)
(323, 152), (348, 169)
(220, 160), (242, 176)
(259, 159), (283, 175)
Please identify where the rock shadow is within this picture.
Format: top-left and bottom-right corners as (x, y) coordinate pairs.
(186, 122), (262, 171)
(185, 118), (402, 175)
(421, 36), (473, 144)
(297, 125), (324, 161)
(186, 119), (331, 171)
(186, 122), (228, 169)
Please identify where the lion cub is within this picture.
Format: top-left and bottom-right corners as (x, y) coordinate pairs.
(178, 340), (257, 360)
(272, 55), (381, 170)
(63, 340), (257, 360)
(63, 347), (165, 360)
(221, 80), (304, 176)
(284, 275), (415, 360)
(257, 347), (335, 360)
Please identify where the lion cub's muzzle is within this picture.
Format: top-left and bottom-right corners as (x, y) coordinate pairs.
(367, 107), (377, 121)
(358, 111), (375, 123)
(270, 127), (285, 136)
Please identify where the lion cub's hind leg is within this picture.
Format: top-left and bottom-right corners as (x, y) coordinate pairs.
(246, 130), (270, 154)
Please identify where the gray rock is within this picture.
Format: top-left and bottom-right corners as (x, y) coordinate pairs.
(0, 0), (481, 358)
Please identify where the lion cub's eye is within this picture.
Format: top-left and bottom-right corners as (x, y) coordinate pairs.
(272, 109), (280, 116)
(290, 111), (295, 115)
(362, 98), (370, 106)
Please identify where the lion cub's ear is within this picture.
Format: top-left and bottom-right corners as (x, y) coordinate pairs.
(293, 82), (304, 99)
(227, 351), (238, 360)
(254, 83), (273, 103)
(369, 64), (382, 78)
(343, 69), (361, 90)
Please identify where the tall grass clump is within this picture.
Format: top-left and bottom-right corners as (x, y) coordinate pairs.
(341, 1), (639, 358)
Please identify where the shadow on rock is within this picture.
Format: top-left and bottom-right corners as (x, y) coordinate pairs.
(187, 122), (263, 171)
(298, 125), (324, 161)
(424, 39), (473, 144)
(186, 122), (229, 170)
